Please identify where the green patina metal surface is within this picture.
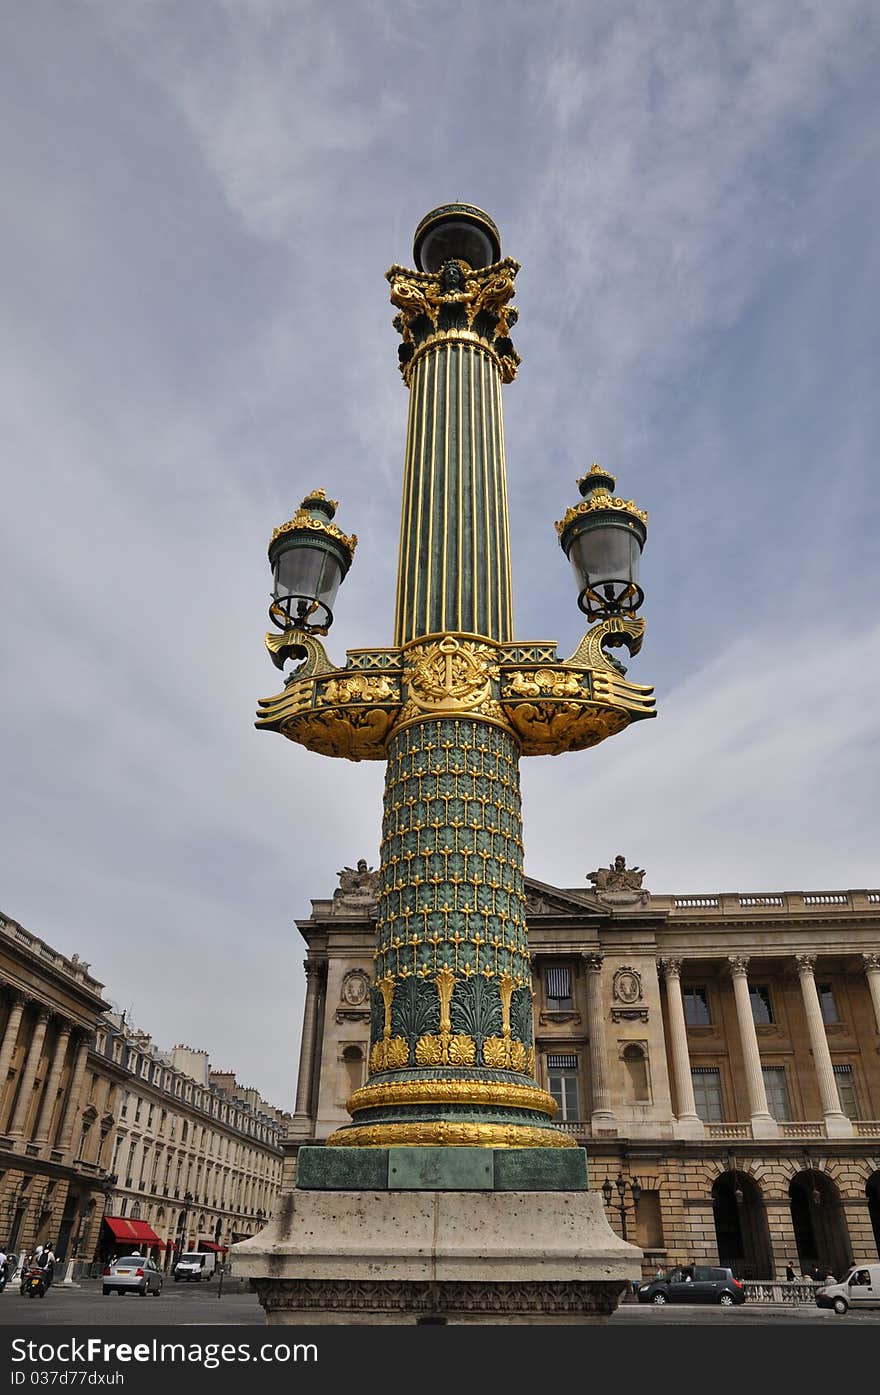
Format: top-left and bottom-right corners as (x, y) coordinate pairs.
(294, 1146), (590, 1192)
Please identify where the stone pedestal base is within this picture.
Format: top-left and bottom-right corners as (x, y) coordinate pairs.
(232, 1184), (642, 1325)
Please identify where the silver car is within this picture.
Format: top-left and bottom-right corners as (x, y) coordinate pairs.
(102, 1254), (163, 1297)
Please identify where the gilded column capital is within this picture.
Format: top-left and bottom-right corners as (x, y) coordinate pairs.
(795, 954), (817, 977)
(387, 257), (521, 386)
(581, 952), (604, 973)
(658, 957), (682, 981)
(728, 955), (751, 978)
(861, 953), (880, 974)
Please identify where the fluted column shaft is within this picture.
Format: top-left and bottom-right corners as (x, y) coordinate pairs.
(728, 957), (777, 1137)
(658, 959), (703, 1136)
(863, 954), (880, 1036)
(796, 955), (852, 1136)
(57, 1035), (90, 1153)
(7, 1007), (50, 1138)
(395, 342), (513, 644)
(0, 993), (27, 1128)
(33, 1020), (72, 1146)
(293, 960), (326, 1118)
(582, 954), (615, 1127)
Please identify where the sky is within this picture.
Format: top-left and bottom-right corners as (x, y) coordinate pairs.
(2, 0), (878, 1110)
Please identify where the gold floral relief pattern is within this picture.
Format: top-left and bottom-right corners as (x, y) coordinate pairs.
(345, 1078), (556, 1117)
(326, 1121), (575, 1149)
(505, 702), (630, 756)
(284, 708), (396, 761)
(320, 674), (396, 704)
(507, 669), (583, 699)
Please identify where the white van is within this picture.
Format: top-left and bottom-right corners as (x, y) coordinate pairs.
(173, 1251), (217, 1283)
(815, 1264), (880, 1313)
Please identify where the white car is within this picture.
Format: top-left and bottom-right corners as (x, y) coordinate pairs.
(102, 1254), (163, 1296)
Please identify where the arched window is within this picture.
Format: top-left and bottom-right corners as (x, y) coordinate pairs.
(621, 1043), (650, 1103)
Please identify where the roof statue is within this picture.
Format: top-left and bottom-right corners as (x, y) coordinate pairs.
(587, 854), (649, 906)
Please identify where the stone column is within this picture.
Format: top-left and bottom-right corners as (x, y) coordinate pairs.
(796, 954), (852, 1138)
(658, 958), (704, 1138)
(582, 953), (617, 1132)
(728, 957), (777, 1138)
(862, 954), (880, 1036)
(57, 1033), (91, 1154)
(7, 1006), (51, 1140)
(0, 991), (27, 1129)
(289, 958), (327, 1140)
(33, 1019), (73, 1147)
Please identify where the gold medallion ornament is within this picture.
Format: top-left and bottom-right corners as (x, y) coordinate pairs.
(405, 636), (497, 713)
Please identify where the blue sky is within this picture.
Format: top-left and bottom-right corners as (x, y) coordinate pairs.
(2, 1), (878, 1107)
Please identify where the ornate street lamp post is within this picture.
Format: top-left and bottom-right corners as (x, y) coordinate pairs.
(256, 203), (654, 1151)
(241, 204), (655, 1323)
(601, 1172), (642, 1242)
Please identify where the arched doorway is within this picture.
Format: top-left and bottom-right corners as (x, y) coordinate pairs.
(789, 1170), (852, 1280)
(866, 1172), (880, 1259)
(712, 1171), (773, 1279)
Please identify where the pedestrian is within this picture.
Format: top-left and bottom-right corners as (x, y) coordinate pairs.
(785, 1260), (796, 1282)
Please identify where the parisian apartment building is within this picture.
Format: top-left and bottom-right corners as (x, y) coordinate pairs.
(0, 908), (290, 1269)
(291, 859), (880, 1282)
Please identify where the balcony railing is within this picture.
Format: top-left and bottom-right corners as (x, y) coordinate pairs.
(661, 889), (880, 915)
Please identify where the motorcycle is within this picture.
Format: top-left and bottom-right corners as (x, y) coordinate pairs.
(21, 1267), (48, 1298)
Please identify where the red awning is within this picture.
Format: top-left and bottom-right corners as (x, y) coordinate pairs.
(197, 1240), (225, 1252)
(103, 1216), (165, 1249)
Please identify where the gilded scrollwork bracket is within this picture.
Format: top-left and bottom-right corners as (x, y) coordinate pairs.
(256, 618), (654, 762)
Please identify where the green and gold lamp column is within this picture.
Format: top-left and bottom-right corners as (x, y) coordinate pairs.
(256, 203), (655, 1150)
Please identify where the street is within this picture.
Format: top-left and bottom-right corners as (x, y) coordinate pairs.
(1, 1282), (879, 1326)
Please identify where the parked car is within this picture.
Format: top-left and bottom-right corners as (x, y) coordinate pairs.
(173, 1250), (217, 1283)
(102, 1254), (163, 1297)
(638, 1265), (745, 1306)
(815, 1264), (880, 1314)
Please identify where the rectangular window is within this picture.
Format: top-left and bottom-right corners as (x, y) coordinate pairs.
(546, 1054), (579, 1120)
(762, 1066), (792, 1121)
(683, 986), (711, 1026)
(749, 986), (774, 1025)
(818, 984), (839, 1025)
(120, 1091), (130, 1120)
(545, 966), (573, 1010)
(634, 1189), (664, 1249)
(691, 1067), (724, 1122)
(833, 1064), (859, 1119)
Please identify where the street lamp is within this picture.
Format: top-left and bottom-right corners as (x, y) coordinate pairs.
(176, 1191), (194, 1260)
(556, 465), (647, 621)
(601, 1172), (642, 1242)
(726, 1150), (745, 1205)
(255, 202), (656, 1151)
(267, 489), (356, 638)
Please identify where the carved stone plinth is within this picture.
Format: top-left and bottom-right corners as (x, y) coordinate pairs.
(232, 1186), (641, 1325)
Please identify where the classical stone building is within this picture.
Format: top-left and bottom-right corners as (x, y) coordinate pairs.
(289, 860), (880, 1281)
(0, 908), (290, 1270)
(0, 909), (114, 1263)
(94, 1013), (289, 1268)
